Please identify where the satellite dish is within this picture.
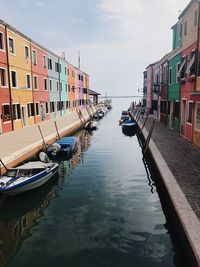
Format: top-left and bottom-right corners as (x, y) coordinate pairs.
(39, 152), (50, 163)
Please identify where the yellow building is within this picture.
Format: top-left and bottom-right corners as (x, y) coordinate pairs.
(7, 27), (34, 130)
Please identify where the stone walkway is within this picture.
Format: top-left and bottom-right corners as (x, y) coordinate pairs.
(140, 115), (200, 220)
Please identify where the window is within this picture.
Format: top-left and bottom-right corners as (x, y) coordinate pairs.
(59, 64), (61, 73)
(57, 101), (61, 111)
(45, 102), (49, 113)
(26, 74), (31, 89)
(49, 79), (52, 91)
(8, 37), (15, 54)
(179, 56), (187, 79)
(56, 81), (59, 91)
(65, 84), (67, 92)
(25, 46), (29, 60)
(0, 68), (6, 87)
(11, 71), (17, 88)
(184, 21), (187, 36)
(169, 68), (172, 84)
(2, 104), (11, 121)
(43, 55), (47, 68)
(194, 10), (198, 27)
(48, 58), (52, 70)
(196, 103), (200, 130)
(179, 23), (183, 38)
(44, 78), (47, 90)
(50, 102), (55, 112)
(60, 82), (62, 91)
(65, 67), (67, 75)
(34, 76), (38, 90)
(188, 102), (193, 124)
(27, 103), (34, 117)
(189, 50), (196, 76)
(12, 104), (21, 120)
(32, 50), (37, 65)
(35, 103), (39, 115)
(176, 62), (181, 82)
(68, 68), (69, 75)
(68, 84), (70, 92)
(55, 62), (59, 72)
(66, 101), (68, 109)
(0, 32), (4, 50)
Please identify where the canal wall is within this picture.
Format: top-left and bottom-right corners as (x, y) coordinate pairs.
(137, 119), (200, 267)
(0, 106), (97, 174)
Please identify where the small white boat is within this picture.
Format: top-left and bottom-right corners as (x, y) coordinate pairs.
(0, 154), (59, 196)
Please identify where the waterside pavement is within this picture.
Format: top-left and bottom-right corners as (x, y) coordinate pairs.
(0, 107), (96, 171)
(138, 114), (200, 267)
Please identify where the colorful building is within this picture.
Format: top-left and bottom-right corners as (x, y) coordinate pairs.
(7, 26), (34, 130)
(0, 19), (91, 134)
(31, 42), (50, 123)
(0, 21), (12, 133)
(178, 0), (198, 141)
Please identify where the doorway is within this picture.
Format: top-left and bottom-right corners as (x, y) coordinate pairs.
(21, 106), (27, 127)
(181, 100), (186, 135)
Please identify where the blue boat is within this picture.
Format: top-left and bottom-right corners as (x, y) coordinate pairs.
(122, 119), (137, 130)
(46, 136), (78, 160)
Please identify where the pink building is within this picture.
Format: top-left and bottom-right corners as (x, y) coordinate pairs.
(0, 23), (12, 133)
(31, 42), (50, 123)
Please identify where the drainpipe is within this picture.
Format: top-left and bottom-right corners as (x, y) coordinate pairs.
(58, 58), (62, 116)
(30, 41), (36, 124)
(5, 24), (14, 131)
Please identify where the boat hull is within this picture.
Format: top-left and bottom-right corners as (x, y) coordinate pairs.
(0, 164), (59, 196)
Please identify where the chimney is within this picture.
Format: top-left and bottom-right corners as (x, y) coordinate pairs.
(62, 52), (65, 60)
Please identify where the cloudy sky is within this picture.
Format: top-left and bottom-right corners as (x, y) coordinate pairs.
(1, 0), (190, 96)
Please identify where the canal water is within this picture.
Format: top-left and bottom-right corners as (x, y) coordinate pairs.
(0, 98), (188, 267)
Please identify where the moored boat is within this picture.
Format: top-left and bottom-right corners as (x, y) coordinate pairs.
(0, 155), (59, 196)
(46, 136), (78, 159)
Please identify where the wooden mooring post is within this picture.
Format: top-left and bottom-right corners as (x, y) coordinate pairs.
(142, 119), (156, 154)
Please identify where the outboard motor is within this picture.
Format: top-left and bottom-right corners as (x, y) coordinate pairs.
(39, 152), (50, 163)
(50, 143), (62, 156)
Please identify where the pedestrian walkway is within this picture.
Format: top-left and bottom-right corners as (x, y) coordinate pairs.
(141, 116), (200, 220)
(0, 107), (95, 170)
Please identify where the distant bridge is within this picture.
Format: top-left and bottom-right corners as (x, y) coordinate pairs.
(99, 95), (142, 99)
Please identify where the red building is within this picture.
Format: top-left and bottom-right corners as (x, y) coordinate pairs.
(0, 23), (12, 133)
(180, 42), (197, 141)
(31, 42), (50, 123)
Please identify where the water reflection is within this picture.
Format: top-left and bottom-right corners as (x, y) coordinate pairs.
(0, 130), (92, 267)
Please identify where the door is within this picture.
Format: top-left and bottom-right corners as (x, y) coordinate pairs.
(21, 106), (27, 127)
(181, 100), (186, 134)
(169, 101), (174, 129)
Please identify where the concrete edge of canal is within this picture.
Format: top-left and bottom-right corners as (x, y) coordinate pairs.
(0, 108), (95, 173)
(139, 122), (200, 267)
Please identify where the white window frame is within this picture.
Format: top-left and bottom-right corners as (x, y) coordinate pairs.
(32, 49), (37, 65)
(0, 67), (7, 87)
(0, 31), (5, 51)
(43, 55), (47, 68)
(33, 75), (38, 90)
(24, 45), (30, 61)
(176, 62), (181, 83)
(44, 78), (48, 91)
(26, 74), (32, 89)
(27, 102), (34, 117)
(11, 70), (18, 88)
(8, 36), (15, 55)
(187, 101), (193, 125)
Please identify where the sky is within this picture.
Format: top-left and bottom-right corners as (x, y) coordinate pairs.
(0, 0), (190, 96)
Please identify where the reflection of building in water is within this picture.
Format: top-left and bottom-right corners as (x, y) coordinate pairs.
(0, 177), (59, 267)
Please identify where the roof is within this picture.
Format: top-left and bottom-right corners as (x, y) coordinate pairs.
(178, 0), (199, 19)
(88, 89), (101, 96)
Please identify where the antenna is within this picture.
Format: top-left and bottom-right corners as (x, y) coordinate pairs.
(78, 50), (80, 69)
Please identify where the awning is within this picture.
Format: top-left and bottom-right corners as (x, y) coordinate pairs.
(186, 53), (195, 74)
(177, 57), (186, 77)
(190, 93), (200, 101)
